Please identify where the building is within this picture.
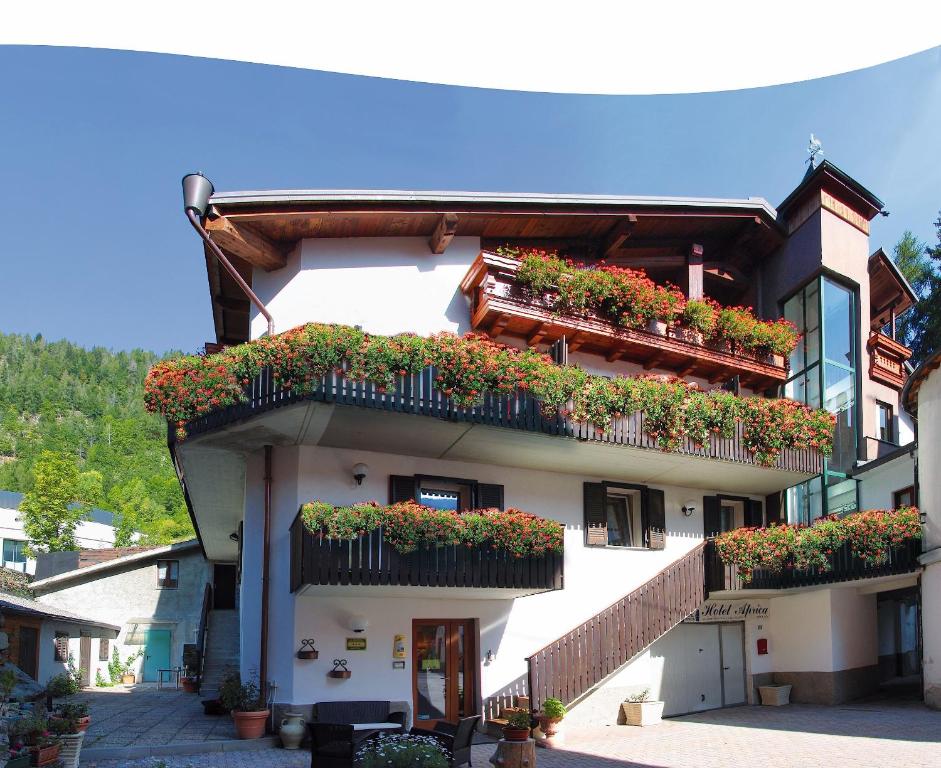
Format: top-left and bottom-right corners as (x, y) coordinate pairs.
(0, 490), (118, 575)
(158, 161), (922, 727)
(0, 592), (118, 686)
(30, 540), (227, 688)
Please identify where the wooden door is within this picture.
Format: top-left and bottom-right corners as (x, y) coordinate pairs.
(17, 626), (39, 680)
(412, 619), (477, 729)
(213, 564), (237, 610)
(79, 634), (92, 687)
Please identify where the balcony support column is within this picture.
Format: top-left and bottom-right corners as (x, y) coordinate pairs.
(686, 243), (704, 300)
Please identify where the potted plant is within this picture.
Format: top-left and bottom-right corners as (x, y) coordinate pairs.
(10, 712), (60, 767)
(47, 716), (83, 768)
(44, 671), (80, 700)
(219, 672), (269, 739)
(758, 683), (792, 706)
(537, 697), (566, 737)
(108, 648), (143, 686)
(5, 741), (31, 768)
(620, 688), (664, 726)
(51, 702), (90, 733)
(502, 710), (532, 742)
(180, 674), (199, 694)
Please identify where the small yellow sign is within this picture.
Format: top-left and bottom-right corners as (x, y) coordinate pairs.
(346, 637), (367, 651)
(393, 634), (407, 659)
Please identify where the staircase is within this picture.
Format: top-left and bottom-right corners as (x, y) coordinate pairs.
(524, 542), (707, 712)
(199, 609), (240, 697)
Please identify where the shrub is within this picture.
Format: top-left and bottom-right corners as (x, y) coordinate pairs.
(46, 670), (81, 698)
(356, 733), (450, 768)
(109, 648), (143, 684)
(219, 672), (266, 712)
(542, 698), (566, 719)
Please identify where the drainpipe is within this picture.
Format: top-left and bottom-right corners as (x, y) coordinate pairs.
(181, 173), (275, 336)
(260, 445), (273, 696)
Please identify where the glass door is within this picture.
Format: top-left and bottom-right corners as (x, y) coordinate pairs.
(412, 620), (476, 729)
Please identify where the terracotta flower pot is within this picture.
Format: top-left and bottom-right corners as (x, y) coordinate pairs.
(29, 743), (61, 767)
(121, 673), (136, 686)
(502, 727), (530, 742)
(538, 715), (562, 737)
(232, 709), (270, 739)
(181, 677), (199, 693)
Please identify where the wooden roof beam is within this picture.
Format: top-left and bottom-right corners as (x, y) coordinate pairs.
(527, 323), (550, 347)
(205, 214), (287, 272)
(429, 213), (459, 254)
(601, 215), (638, 258)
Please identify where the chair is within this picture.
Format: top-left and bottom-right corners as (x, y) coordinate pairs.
(309, 722), (355, 768)
(411, 715), (481, 767)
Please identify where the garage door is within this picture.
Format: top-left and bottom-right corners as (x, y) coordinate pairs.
(652, 622), (745, 716)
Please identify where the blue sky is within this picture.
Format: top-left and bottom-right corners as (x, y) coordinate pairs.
(1, 45), (938, 354)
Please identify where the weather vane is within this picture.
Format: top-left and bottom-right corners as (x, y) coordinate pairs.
(807, 134), (823, 169)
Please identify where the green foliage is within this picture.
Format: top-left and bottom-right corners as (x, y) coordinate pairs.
(0, 331), (193, 545)
(95, 669), (113, 687)
(356, 733), (450, 768)
(19, 451), (89, 555)
(542, 697), (566, 719)
(624, 688), (651, 703)
(0, 566), (34, 598)
(218, 672), (266, 712)
(504, 710), (532, 729)
(108, 647), (143, 683)
(46, 654), (82, 698)
(893, 223), (941, 365)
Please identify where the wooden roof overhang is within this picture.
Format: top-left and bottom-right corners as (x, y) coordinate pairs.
(461, 251), (790, 390)
(200, 191), (785, 345)
(869, 248), (917, 331)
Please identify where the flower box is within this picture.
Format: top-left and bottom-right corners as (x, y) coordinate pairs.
(28, 743), (60, 767)
(620, 700), (664, 726)
(758, 684), (792, 706)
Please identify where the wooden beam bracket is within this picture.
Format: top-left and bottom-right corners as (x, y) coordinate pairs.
(429, 213), (459, 254)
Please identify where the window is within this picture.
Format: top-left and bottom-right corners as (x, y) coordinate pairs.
(877, 401), (895, 443)
(156, 560), (179, 589)
(584, 483), (665, 549)
(419, 482), (473, 511)
(53, 632), (69, 662)
(2, 539), (27, 572)
(389, 475), (504, 510)
(783, 276), (859, 524)
(99, 637), (110, 662)
(894, 486), (915, 508)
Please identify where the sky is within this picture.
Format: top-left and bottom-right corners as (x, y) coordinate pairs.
(0, 45), (939, 354)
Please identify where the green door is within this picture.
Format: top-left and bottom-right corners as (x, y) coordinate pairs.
(142, 629), (171, 682)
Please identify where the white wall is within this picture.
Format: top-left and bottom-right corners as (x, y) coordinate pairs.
(918, 363), (941, 707)
(0, 507), (116, 575)
(244, 442), (765, 711)
(857, 453), (916, 511)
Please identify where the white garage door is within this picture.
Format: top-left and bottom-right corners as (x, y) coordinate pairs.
(652, 622), (745, 716)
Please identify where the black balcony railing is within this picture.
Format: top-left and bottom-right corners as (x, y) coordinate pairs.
(290, 515), (564, 594)
(704, 536), (921, 593)
(176, 366), (824, 475)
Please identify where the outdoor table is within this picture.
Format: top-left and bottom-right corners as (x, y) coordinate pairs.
(157, 667), (182, 689)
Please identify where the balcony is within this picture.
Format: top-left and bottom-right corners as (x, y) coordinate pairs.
(290, 516), (564, 598)
(460, 251), (789, 391)
(868, 332), (912, 390)
(704, 537), (921, 593)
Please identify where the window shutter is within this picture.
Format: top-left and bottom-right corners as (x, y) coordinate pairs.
(645, 488), (666, 549)
(765, 492), (783, 525)
(477, 483), (504, 511)
(583, 483), (607, 546)
(745, 499), (764, 527)
(389, 475), (418, 504)
(703, 495), (721, 538)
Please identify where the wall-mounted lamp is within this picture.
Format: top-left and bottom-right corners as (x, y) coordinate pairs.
(350, 615), (369, 633)
(353, 463), (369, 486)
(920, 511), (928, 525)
(229, 531), (240, 542)
(682, 500), (698, 517)
(485, 650), (495, 664)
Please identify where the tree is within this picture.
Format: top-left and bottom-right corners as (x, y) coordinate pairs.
(19, 451), (89, 555)
(893, 219), (941, 365)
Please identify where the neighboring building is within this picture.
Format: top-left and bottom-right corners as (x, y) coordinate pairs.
(0, 490), (118, 575)
(903, 349), (941, 708)
(30, 540), (226, 688)
(164, 161), (921, 727)
(0, 592), (118, 685)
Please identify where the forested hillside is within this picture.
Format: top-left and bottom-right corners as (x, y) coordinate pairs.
(0, 332), (193, 544)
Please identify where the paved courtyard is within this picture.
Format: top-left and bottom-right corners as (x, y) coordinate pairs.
(79, 696), (941, 767)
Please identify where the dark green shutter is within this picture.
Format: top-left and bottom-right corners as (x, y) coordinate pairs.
(583, 482), (607, 546)
(477, 483), (504, 510)
(745, 499), (764, 527)
(765, 491), (783, 525)
(389, 475), (418, 503)
(703, 495), (721, 538)
(645, 488), (666, 549)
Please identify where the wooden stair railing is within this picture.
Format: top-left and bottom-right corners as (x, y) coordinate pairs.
(525, 542), (706, 710)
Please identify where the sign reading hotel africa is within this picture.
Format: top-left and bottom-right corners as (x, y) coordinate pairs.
(686, 599), (769, 623)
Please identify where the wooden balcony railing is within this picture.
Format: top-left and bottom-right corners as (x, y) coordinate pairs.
(460, 251), (790, 391)
(868, 331), (912, 390)
(703, 537), (921, 593)
(290, 516), (564, 594)
(525, 543), (706, 710)
(179, 367), (824, 475)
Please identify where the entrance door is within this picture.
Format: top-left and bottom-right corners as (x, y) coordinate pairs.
(719, 624), (746, 706)
(412, 620), (476, 729)
(213, 564), (237, 610)
(79, 634), (92, 687)
(17, 626), (38, 680)
(142, 629), (172, 682)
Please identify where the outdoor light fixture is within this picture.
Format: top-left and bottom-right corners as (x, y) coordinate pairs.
(682, 500), (698, 517)
(182, 171), (214, 217)
(350, 616), (369, 633)
(920, 511), (928, 525)
(485, 650), (495, 664)
(353, 463), (369, 486)
(229, 531), (240, 542)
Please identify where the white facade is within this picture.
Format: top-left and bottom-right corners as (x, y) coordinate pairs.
(0, 491), (117, 575)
